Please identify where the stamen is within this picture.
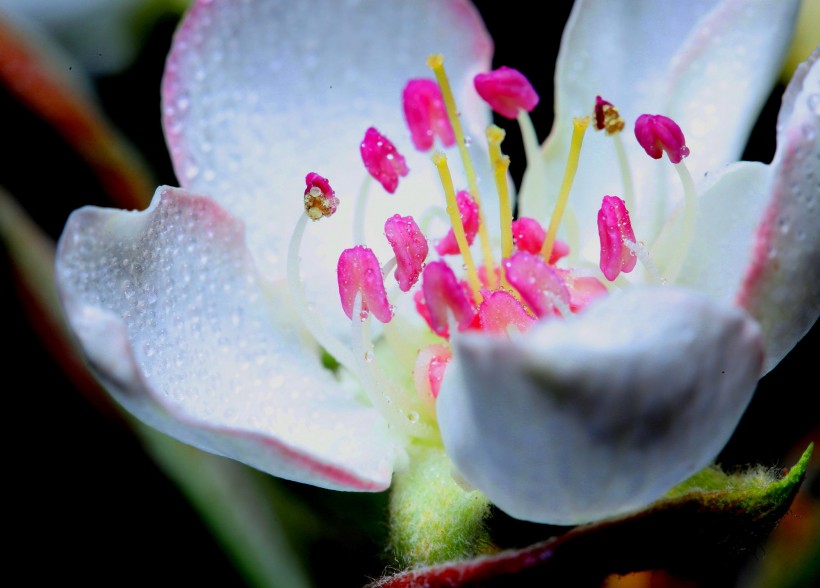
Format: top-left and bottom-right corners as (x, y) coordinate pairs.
(541, 116), (590, 262)
(435, 190), (479, 256)
(384, 214), (429, 292)
(474, 66), (539, 120)
(304, 172), (340, 220)
(634, 114), (696, 282)
(287, 173), (355, 369)
(593, 96), (634, 211)
(511, 217), (569, 263)
(663, 160), (698, 283)
(413, 343), (452, 417)
(360, 127), (409, 193)
(503, 252), (571, 319)
(350, 294), (436, 440)
(337, 245), (393, 323)
(419, 260), (477, 338)
(478, 290), (535, 334)
(402, 79), (455, 151)
(622, 239), (665, 285)
(427, 54), (497, 289)
(432, 152), (482, 300)
(634, 114), (690, 164)
(556, 269), (609, 312)
(597, 195), (638, 281)
(353, 176), (372, 244)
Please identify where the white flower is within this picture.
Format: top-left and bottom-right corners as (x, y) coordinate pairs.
(55, 0), (817, 525)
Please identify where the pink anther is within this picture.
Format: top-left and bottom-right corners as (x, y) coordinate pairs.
(413, 343), (452, 407)
(597, 195), (638, 281)
(402, 79), (455, 151)
(435, 190), (479, 255)
(478, 290), (535, 334)
(634, 114), (690, 163)
(556, 269), (609, 312)
(473, 66), (539, 120)
(304, 172), (339, 220)
(337, 246), (392, 323)
(511, 217), (569, 263)
(418, 260), (477, 338)
(360, 127), (409, 194)
(503, 251), (571, 318)
(384, 214), (429, 292)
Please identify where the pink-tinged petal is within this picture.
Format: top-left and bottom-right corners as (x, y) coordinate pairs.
(738, 49), (820, 373)
(419, 261), (476, 338)
(503, 251), (571, 318)
(473, 65), (539, 120)
(435, 190), (479, 255)
(402, 79), (455, 150)
(162, 0), (492, 337)
(438, 288), (763, 525)
(337, 246), (392, 323)
(55, 187), (401, 490)
(597, 195), (638, 281)
(384, 214), (428, 292)
(520, 0), (800, 260)
(478, 290), (535, 334)
(360, 127), (409, 194)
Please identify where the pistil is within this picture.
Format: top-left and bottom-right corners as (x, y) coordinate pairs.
(541, 116), (590, 262)
(432, 152), (482, 301)
(427, 54), (497, 289)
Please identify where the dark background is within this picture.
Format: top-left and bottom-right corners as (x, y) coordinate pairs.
(3, 1), (816, 586)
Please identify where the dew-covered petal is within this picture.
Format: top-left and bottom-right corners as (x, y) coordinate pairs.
(162, 0), (493, 341)
(437, 288), (763, 525)
(55, 186), (402, 490)
(737, 49), (820, 373)
(520, 0), (800, 261)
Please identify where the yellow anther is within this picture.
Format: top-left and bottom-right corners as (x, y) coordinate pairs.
(427, 54), (497, 288)
(432, 152), (482, 302)
(541, 116), (590, 262)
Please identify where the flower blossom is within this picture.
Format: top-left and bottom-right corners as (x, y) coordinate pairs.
(55, 0), (817, 528)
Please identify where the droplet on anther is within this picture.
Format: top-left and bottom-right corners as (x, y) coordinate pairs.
(634, 114), (690, 163)
(337, 246), (392, 323)
(360, 127), (409, 193)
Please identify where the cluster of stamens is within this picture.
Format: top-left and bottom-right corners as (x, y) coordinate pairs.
(287, 55), (695, 439)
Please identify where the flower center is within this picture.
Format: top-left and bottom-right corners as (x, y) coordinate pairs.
(286, 55), (698, 443)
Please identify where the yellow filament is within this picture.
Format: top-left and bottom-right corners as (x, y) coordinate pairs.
(433, 152), (482, 302)
(427, 54), (496, 288)
(541, 116), (590, 262)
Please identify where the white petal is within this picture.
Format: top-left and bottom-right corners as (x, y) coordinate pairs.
(437, 287), (762, 525)
(519, 0), (800, 261)
(660, 161), (771, 302)
(162, 0), (493, 341)
(55, 186), (402, 490)
(737, 48), (820, 373)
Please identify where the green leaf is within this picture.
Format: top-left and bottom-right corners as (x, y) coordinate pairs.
(374, 444), (813, 587)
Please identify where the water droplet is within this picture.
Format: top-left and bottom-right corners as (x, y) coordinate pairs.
(802, 124), (816, 141)
(364, 350), (375, 362)
(407, 411), (420, 424)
